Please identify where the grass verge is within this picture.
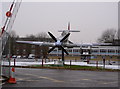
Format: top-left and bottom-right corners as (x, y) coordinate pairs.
(30, 64), (120, 72)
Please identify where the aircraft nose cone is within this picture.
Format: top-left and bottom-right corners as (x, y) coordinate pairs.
(55, 40), (61, 46)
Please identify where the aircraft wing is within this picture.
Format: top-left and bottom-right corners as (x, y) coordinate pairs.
(64, 43), (112, 47)
(16, 41), (55, 47)
(16, 41), (112, 48)
(64, 43), (93, 47)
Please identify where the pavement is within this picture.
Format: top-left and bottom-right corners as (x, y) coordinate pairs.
(0, 78), (3, 86)
(0, 76), (7, 86)
(2, 68), (119, 87)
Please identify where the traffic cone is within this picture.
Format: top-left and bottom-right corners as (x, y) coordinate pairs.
(8, 67), (16, 84)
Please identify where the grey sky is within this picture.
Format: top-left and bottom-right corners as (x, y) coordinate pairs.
(2, 2), (118, 43)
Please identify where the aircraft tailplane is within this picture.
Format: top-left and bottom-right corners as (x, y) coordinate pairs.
(58, 30), (80, 32)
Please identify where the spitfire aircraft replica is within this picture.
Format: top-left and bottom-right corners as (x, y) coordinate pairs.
(16, 22), (112, 65)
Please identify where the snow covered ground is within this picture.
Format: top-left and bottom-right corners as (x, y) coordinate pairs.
(2, 61), (119, 70)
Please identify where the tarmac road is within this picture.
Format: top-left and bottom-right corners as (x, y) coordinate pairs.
(2, 68), (118, 87)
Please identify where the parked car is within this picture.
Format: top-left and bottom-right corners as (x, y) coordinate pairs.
(23, 56), (27, 58)
(17, 55), (21, 58)
(28, 54), (35, 59)
(12, 55), (17, 58)
(3, 55), (7, 58)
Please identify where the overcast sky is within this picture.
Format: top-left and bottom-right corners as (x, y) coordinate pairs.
(2, 1), (118, 43)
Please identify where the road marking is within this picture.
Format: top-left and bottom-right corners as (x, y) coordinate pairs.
(103, 83), (108, 84)
(17, 78), (25, 81)
(0, 82), (5, 86)
(17, 78), (41, 82)
(102, 81), (118, 85)
(82, 79), (90, 81)
(24, 73), (64, 83)
(25, 80), (40, 82)
(38, 76), (64, 83)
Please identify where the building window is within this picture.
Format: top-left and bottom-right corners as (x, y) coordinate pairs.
(100, 49), (106, 53)
(73, 49), (79, 52)
(17, 49), (19, 52)
(116, 50), (120, 53)
(118, 50), (120, 53)
(92, 49), (98, 53)
(31, 49), (35, 54)
(31, 45), (35, 48)
(67, 49), (72, 52)
(108, 49), (115, 53)
(23, 49), (26, 52)
(23, 49), (26, 54)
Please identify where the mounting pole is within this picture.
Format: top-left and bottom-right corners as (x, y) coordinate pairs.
(62, 50), (64, 65)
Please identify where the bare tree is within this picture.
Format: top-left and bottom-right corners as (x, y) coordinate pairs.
(3, 30), (19, 56)
(97, 29), (116, 43)
(9, 30), (19, 38)
(36, 32), (49, 58)
(25, 32), (49, 41)
(24, 32), (50, 58)
(36, 32), (49, 38)
(26, 34), (36, 38)
(36, 32), (49, 41)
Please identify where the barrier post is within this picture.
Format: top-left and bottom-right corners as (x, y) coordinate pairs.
(42, 59), (43, 67)
(54, 60), (56, 65)
(87, 59), (89, 64)
(103, 58), (105, 69)
(14, 58), (16, 67)
(96, 61), (98, 69)
(70, 60), (72, 68)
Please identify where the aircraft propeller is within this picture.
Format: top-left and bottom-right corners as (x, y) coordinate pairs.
(48, 32), (70, 55)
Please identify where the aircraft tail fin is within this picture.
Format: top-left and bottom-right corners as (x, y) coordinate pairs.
(68, 22), (70, 30)
(58, 22), (80, 32)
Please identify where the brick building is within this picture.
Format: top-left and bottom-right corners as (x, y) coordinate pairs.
(12, 37), (52, 58)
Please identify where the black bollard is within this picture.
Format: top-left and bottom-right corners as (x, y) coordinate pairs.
(42, 59), (44, 67)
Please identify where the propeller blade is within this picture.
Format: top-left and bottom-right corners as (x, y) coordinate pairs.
(48, 46), (56, 53)
(68, 22), (70, 30)
(60, 33), (70, 42)
(48, 32), (57, 42)
(60, 46), (69, 55)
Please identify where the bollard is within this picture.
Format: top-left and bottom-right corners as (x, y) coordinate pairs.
(103, 58), (105, 69)
(42, 59), (44, 67)
(70, 60), (72, 68)
(54, 60), (55, 65)
(48, 58), (50, 62)
(14, 58), (16, 67)
(45, 59), (46, 63)
(87, 59), (89, 64)
(96, 61), (98, 69)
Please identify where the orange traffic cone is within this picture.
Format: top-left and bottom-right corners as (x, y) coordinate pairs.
(8, 67), (16, 84)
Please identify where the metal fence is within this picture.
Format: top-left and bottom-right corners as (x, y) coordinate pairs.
(2, 58), (10, 78)
(1, 32), (10, 78)
(0, 59), (1, 89)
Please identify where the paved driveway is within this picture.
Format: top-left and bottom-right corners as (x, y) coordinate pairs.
(3, 68), (118, 87)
